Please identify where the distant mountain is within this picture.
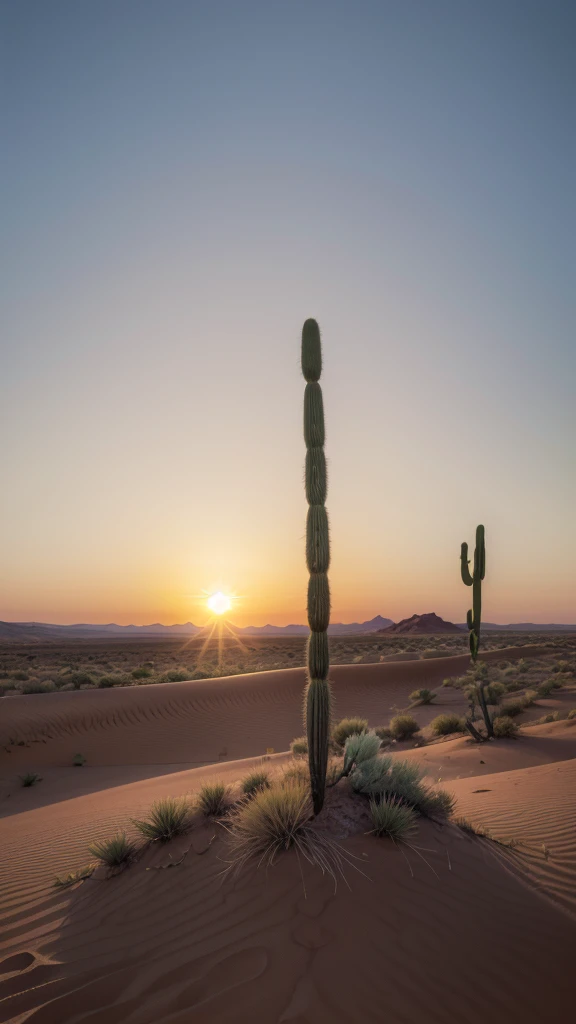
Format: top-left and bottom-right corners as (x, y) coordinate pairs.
(0, 615), (393, 641)
(460, 622), (576, 632)
(379, 613), (463, 635)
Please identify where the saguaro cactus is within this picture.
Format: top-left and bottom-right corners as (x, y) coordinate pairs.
(461, 525), (493, 739)
(302, 318), (331, 814)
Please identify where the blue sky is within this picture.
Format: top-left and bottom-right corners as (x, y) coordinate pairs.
(1, 0), (575, 625)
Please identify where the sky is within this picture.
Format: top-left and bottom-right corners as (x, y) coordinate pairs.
(1, 0), (575, 628)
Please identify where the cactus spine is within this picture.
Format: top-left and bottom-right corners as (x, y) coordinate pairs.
(461, 525), (493, 739)
(302, 318), (331, 815)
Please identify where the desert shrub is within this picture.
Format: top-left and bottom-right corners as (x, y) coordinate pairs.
(133, 796), (191, 841)
(20, 772), (42, 787)
(505, 679), (523, 692)
(197, 781), (228, 817)
(97, 675), (123, 688)
(12, 671), (29, 681)
(500, 698), (527, 717)
(409, 688), (436, 705)
(374, 725), (392, 741)
(492, 716), (519, 738)
(483, 682), (506, 704)
(131, 667), (152, 679)
(537, 680), (554, 698)
(191, 669), (211, 680)
(389, 715), (419, 741)
(430, 714), (465, 736)
(421, 787), (455, 819)
(332, 717), (368, 748)
(567, 709), (576, 720)
(499, 661), (510, 669)
(290, 736), (308, 757)
(343, 731), (381, 774)
(54, 864), (95, 888)
(283, 760), (310, 784)
(21, 680), (55, 694)
(523, 689), (539, 706)
(68, 672), (94, 689)
(159, 670), (189, 683)
(541, 711), (561, 723)
(241, 770), (271, 798)
(88, 831), (136, 866)
(369, 796), (417, 842)
(73, 753), (86, 766)
(517, 659), (529, 674)
(503, 666), (516, 677)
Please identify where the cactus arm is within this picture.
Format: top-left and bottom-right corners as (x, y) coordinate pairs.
(461, 543), (474, 586)
(302, 318), (331, 815)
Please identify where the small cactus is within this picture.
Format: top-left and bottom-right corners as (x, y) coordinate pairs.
(302, 318), (331, 815)
(460, 525), (493, 739)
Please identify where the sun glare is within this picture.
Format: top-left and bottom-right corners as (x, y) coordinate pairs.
(207, 591), (232, 616)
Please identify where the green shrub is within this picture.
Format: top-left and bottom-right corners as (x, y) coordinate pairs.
(375, 725), (392, 741)
(20, 772), (42, 787)
(332, 717), (368, 748)
(88, 832), (136, 867)
(159, 670), (189, 683)
(421, 787), (455, 819)
(197, 781), (228, 817)
(500, 698), (527, 717)
(430, 714), (464, 736)
(131, 667), (152, 679)
(389, 715), (419, 741)
(97, 675), (122, 688)
(290, 736), (308, 757)
(409, 688), (436, 705)
(492, 716), (519, 738)
(133, 796), (191, 841)
(73, 753), (86, 767)
(541, 711), (561, 723)
(21, 680), (55, 694)
(241, 770), (271, 798)
(68, 672), (94, 689)
(369, 796), (417, 842)
(343, 732), (381, 774)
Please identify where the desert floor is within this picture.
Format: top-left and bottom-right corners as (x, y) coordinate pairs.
(1, 644), (576, 1023)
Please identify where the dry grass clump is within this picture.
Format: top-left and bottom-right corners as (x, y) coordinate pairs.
(224, 780), (352, 884)
(537, 678), (563, 698)
(523, 689), (539, 706)
(409, 688), (435, 705)
(54, 864), (95, 888)
(567, 709), (576, 720)
(332, 717), (368, 748)
(20, 772), (42, 787)
(369, 796), (417, 842)
(133, 796), (191, 841)
(197, 781), (228, 817)
(374, 725), (392, 741)
(455, 817), (517, 848)
(241, 770), (271, 798)
(282, 760), (310, 784)
(290, 736), (308, 757)
(499, 698), (527, 717)
(483, 681), (507, 704)
(389, 714), (420, 741)
(88, 831), (136, 866)
(430, 713), (465, 736)
(492, 716), (519, 738)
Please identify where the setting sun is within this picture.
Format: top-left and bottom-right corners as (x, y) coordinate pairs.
(206, 591), (232, 616)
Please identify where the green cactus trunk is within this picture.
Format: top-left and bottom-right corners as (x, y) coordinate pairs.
(461, 525), (493, 740)
(302, 318), (331, 815)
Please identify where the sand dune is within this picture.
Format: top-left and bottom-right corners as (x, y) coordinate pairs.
(1, 647), (574, 1023)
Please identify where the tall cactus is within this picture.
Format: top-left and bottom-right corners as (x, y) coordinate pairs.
(302, 318), (331, 815)
(461, 525), (493, 739)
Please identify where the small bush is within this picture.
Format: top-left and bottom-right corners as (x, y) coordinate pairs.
(430, 714), (464, 736)
(369, 796), (417, 842)
(517, 659), (529, 674)
(483, 682), (506, 704)
(13, 671), (29, 681)
(541, 711), (561, 723)
(389, 715), (419, 741)
(97, 675), (122, 688)
(290, 736), (308, 757)
(21, 680), (55, 694)
(133, 796), (191, 841)
(332, 717), (368, 748)
(282, 760), (310, 784)
(343, 731), (381, 774)
(159, 669), (189, 683)
(131, 667), (152, 679)
(88, 832), (136, 866)
(523, 689), (539, 706)
(241, 770), (271, 798)
(68, 672), (94, 689)
(492, 716), (519, 738)
(73, 753), (86, 766)
(567, 709), (576, 720)
(374, 725), (392, 741)
(500, 699), (526, 718)
(20, 772), (42, 787)
(197, 781), (228, 817)
(409, 688), (436, 705)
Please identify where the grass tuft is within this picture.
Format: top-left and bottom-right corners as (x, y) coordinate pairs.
(343, 731), (381, 774)
(409, 688), (436, 705)
(492, 715), (519, 737)
(369, 796), (418, 842)
(430, 713), (465, 736)
(197, 781), (228, 817)
(290, 736), (308, 757)
(389, 714), (420, 741)
(133, 796), (191, 841)
(332, 717), (368, 748)
(20, 772), (42, 787)
(54, 864), (95, 888)
(88, 831), (136, 866)
(241, 770), (271, 798)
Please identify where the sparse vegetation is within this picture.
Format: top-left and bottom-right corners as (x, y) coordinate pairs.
(568, 709), (576, 719)
(197, 781), (228, 817)
(455, 817), (517, 848)
(88, 832), (136, 866)
(389, 714), (419, 741)
(374, 725), (392, 742)
(492, 715), (519, 738)
(241, 770), (271, 798)
(290, 736), (308, 757)
(409, 688), (436, 705)
(54, 864), (95, 888)
(430, 713), (464, 736)
(499, 698), (527, 718)
(73, 753), (86, 767)
(369, 796), (418, 842)
(342, 731), (381, 775)
(19, 772), (42, 787)
(132, 796), (191, 842)
(332, 717), (368, 748)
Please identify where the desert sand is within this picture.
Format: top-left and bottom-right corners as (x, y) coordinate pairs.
(1, 645), (575, 1023)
